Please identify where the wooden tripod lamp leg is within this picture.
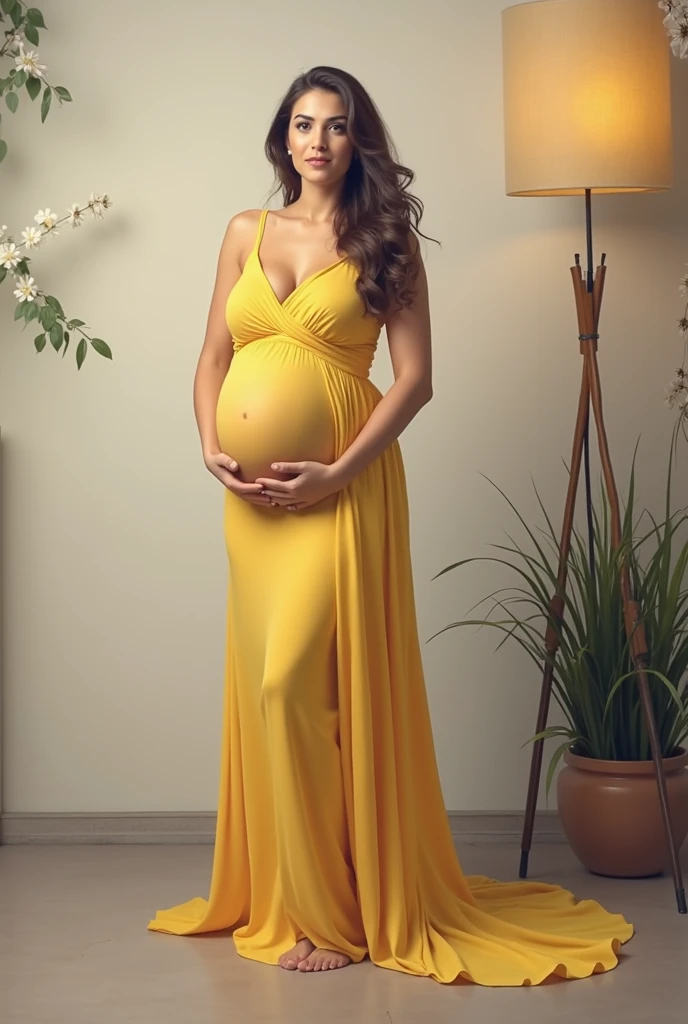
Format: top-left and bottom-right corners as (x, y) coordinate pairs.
(519, 259), (686, 914)
(519, 322), (592, 878)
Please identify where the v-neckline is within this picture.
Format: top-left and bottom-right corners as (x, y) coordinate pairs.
(253, 208), (346, 308)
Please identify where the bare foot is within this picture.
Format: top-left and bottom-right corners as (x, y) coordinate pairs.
(278, 937), (315, 970)
(298, 947), (352, 972)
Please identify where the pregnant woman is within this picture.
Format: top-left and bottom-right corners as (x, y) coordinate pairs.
(147, 65), (633, 985)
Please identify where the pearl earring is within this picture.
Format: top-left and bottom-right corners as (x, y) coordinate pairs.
(287, 149), (292, 155)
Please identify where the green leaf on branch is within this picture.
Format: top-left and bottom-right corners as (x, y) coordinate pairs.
(6, 91), (18, 114)
(14, 302), (28, 321)
(27, 8), (46, 28)
(1, 0), (18, 15)
(25, 302), (39, 323)
(45, 294), (65, 317)
(91, 338), (113, 360)
(67, 318), (86, 328)
(9, 4), (22, 27)
(0, 267), (6, 283)
(54, 86), (72, 102)
(0, 139), (6, 163)
(34, 333), (46, 353)
(39, 304), (57, 330)
(40, 85), (51, 123)
(13, 70), (27, 88)
(23, 22), (39, 45)
(49, 322), (63, 350)
(26, 76), (41, 102)
(76, 338), (87, 370)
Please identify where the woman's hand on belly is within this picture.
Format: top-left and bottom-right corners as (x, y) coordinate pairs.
(204, 451), (273, 507)
(254, 460), (344, 512)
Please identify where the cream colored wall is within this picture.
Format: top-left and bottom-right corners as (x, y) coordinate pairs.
(1, 0), (686, 816)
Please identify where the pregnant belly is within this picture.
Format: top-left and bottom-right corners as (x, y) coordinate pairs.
(215, 340), (336, 484)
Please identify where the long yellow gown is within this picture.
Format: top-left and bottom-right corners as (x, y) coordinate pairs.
(147, 207), (634, 985)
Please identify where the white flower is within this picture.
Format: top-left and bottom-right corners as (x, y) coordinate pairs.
(13, 274), (38, 303)
(0, 242), (22, 268)
(21, 226), (43, 248)
(34, 208), (59, 229)
(67, 203), (84, 228)
(666, 15), (688, 57)
(0, 224), (7, 242)
(14, 47), (47, 78)
(88, 193), (112, 219)
(88, 192), (106, 219)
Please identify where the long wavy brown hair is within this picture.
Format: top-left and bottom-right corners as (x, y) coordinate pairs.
(264, 65), (439, 321)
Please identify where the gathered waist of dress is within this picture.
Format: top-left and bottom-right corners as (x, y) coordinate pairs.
(233, 333), (374, 381)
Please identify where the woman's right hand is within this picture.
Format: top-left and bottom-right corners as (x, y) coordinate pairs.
(204, 451), (273, 506)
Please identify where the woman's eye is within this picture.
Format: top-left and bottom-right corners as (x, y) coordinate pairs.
(295, 122), (345, 132)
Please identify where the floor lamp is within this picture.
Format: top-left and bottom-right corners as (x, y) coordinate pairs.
(501, 0), (686, 915)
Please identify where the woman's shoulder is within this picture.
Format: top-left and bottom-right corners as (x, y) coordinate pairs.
(220, 209), (264, 265)
(225, 207), (264, 240)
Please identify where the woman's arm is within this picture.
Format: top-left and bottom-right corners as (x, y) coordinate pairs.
(330, 235), (433, 488)
(193, 211), (258, 460)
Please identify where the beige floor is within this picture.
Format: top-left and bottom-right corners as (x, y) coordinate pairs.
(1, 841), (687, 1023)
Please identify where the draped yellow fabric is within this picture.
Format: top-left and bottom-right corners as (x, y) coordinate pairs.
(147, 208), (634, 985)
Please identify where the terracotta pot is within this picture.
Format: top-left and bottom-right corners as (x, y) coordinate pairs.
(557, 747), (688, 878)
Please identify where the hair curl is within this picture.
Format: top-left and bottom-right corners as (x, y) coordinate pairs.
(264, 65), (439, 321)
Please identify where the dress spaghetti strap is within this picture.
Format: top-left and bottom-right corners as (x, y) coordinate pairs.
(252, 208), (269, 257)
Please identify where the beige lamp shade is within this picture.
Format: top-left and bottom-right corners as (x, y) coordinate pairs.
(502, 0), (673, 196)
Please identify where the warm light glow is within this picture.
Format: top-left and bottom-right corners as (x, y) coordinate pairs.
(502, 0), (673, 196)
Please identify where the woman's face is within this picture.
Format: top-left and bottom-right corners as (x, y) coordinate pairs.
(286, 88), (355, 183)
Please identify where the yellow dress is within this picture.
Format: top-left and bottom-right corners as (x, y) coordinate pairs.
(147, 207), (634, 986)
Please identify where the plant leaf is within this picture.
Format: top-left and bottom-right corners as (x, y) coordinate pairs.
(76, 338), (88, 369)
(91, 338), (113, 360)
(27, 7), (47, 27)
(25, 76), (41, 102)
(49, 322), (63, 351)
(40, 85), (51, 124)
(23, 21), (39, 46)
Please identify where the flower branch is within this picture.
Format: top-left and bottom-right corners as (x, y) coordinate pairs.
(1, 4), (114, 369)
(1, 195), (114, 369)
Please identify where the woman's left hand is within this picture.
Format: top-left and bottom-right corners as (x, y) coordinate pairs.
(254, 461), (344, 511)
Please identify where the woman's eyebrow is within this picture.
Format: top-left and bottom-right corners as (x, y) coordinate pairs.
(292, 114), (347, 122)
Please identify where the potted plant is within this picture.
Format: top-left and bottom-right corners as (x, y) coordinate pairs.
(430, 424), (688, 878)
